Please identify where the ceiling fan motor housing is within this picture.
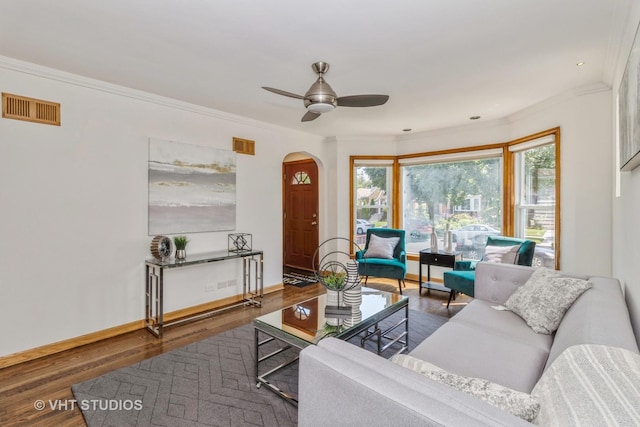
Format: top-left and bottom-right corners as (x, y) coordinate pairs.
(304, 77), (337, 112)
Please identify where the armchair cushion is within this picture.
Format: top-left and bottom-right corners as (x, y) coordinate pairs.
(443, 270), (476, 297)
(454, 260), (477, 271)
(357, 228), (407, 289)
(483, 244), (521, 264)
(363, 234), (400, 259)
(485, 236), (535, 267)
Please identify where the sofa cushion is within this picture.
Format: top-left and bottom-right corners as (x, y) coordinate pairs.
(532, 344), (640, 426)
(364, 234), (399, 259)
(392, 354), (540, 422)
(451, 300), (553, 353)
(505, 267), (592, 334)
(301, 338), (533, 426)
(410, 320), (549, 393)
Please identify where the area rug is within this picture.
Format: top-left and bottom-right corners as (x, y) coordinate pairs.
(282, 271), (317, 288)
(72, 309), (447, 426)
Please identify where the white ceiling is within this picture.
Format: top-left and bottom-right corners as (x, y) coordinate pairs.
(0, 0), (630, 137)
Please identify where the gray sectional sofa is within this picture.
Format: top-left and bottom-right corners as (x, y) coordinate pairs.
(298, 262), (639, 426)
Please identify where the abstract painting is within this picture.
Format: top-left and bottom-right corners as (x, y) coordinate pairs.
(619, 21), (640, 171)
(148, 138), (236, 234)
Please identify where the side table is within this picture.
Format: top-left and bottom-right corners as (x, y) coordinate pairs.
(418, 249), (462, 296)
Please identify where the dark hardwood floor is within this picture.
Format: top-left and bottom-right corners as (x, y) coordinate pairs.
(0, 279), (468, 426)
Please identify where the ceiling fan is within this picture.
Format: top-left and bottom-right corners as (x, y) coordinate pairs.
(262, 62), (389, 122)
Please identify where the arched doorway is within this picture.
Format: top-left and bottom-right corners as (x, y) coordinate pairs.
(283, 156), (319, 272)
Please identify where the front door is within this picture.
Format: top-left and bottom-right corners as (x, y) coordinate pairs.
(283, 159), (319, 271)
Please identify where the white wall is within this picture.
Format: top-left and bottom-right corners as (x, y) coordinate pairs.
(0, 58), (325, 357)
(334, 91), (613, 280)
(2, 46), (637, 357)
(611, 3), (640, 347)
(508, 89), (613, 276)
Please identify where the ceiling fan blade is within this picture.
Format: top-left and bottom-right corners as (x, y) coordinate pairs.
(262, 87), (305, 100)
(336, 94), (389, 107)
(301, 111), (321, 122)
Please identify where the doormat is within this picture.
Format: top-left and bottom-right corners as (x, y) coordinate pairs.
(283, 271), (317, 288)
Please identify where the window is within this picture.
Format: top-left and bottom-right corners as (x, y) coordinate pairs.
(509, 132), (559, 269)
(349, 128), (560, 268)
(352, 159), (394, 246)
(401, 151), (503, 258)
(291, 170), (311, 185)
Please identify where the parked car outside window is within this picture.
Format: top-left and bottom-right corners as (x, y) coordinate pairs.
(452, 224), (500, 250)
(356, 219), (373, 235)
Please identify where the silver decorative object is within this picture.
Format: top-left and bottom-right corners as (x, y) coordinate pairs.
(313, 238), (364, 317)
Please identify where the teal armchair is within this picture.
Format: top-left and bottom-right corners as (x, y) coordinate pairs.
(443, 236), (536, 307)
(356, 228), (407, 294)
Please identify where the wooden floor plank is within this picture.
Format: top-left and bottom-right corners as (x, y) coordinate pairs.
(0, 280), (467, 426)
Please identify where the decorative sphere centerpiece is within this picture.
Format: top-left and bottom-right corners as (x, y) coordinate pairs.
(312, 238), (363, 319)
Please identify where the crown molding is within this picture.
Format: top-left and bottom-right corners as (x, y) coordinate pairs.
(0, 55), (315, 137)
(507, 82), (611, 124)
(395, 117), (510, 143)
(603, 0), (635, 86)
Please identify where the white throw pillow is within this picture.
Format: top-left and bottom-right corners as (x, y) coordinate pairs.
(483, 244), (521, 264)
(391, 354), (445, 373)
(505, 267), (592, 334)
(532, 344), (640, 426)
(364, 234), (400, 259)
(391, 354), (540, 422)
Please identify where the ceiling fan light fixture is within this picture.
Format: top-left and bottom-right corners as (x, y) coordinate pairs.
(307, 102), (335, 113)
(263, 61), (389, 123)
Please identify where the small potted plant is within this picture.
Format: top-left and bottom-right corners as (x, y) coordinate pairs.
(323, 271), (346, 290)
(173, 235), (189, 260)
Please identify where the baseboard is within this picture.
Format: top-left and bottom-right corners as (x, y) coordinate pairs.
(0, 284), (283, 369)
(0, 319), (144, 369)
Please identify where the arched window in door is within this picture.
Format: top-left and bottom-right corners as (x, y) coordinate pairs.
(291, 170), (311, 185)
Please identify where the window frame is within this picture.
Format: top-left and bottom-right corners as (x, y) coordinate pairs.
(505, 128), (560, 269)
(350, 127), (561, 269)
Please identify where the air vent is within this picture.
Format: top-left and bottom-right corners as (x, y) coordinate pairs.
(232, 137), (255, 155)
(2, 93), (60, 126)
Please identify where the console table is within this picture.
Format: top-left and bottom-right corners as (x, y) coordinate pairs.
(145, 250), (263, 338)
(418, 249), (461, 296)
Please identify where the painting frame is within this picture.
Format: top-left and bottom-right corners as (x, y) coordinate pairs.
(619, 20), (640, 171)
(148, 138), (236, 235)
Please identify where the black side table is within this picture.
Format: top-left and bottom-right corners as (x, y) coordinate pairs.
(418, 249), (462, 296)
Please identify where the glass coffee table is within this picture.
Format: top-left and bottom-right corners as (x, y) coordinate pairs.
(254, 287), (409, 405)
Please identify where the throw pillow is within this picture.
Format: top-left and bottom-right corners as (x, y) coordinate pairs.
(364, 234), (400, 259)
(532, 344), (640, 426)
(391, 354), (445, 373)
(391, 354), (540, 422)
(505, 267), (592, 334)
(483, 244), (521, 264)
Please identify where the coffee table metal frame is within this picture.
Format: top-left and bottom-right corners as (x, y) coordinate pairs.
(254, 290), (409, 406)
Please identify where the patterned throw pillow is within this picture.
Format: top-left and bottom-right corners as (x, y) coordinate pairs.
(364, 234), (400, 259)
(483, 244), (521, 264)
(532, 344), (640, 426)
(505, 267), (592, 334)
(391, 354), (540, 422)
